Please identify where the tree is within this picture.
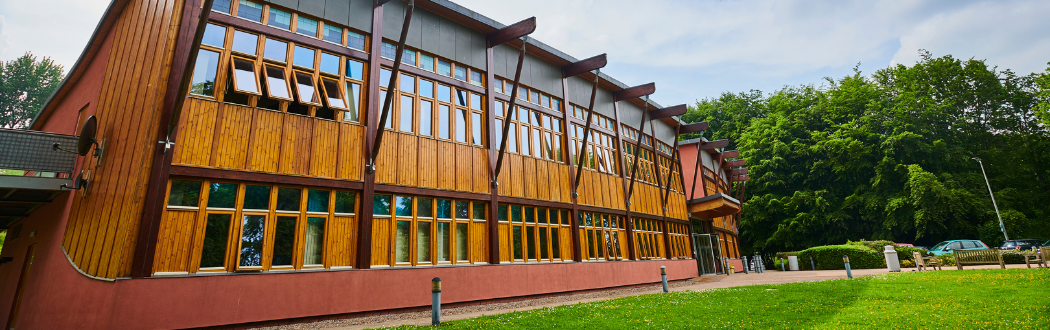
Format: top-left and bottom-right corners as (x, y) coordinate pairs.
(1036, 62), (1050, 127)
(0, 53), (65, 129)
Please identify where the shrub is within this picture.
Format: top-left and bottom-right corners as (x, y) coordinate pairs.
(1000, 250), (1037, 264)
(774, 251), (800, 260)
(900, 259), (915, 268)
(798, 245), (886, 270)
(846, 239), (896, 252)
(938, 254), (956, 267)
(895, 247), (926, 262)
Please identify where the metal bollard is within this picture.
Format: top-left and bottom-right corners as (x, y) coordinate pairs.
(432, 277), (442, 326)
(743, 256), (749, 274)
(660, 266), (669, 293)
(810, 256), (816, 271)
(843, 255), (853, 279)
(780, 258), (786, 272)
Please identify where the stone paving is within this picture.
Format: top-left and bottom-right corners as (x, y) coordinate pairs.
(257, 263), (1036, 330)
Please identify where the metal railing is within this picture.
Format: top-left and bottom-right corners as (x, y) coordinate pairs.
(0, 128), (79, 174)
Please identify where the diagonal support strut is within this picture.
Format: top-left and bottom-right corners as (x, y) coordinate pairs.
(367, 0), (416, 173)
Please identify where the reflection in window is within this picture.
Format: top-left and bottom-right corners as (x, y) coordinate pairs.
(436, 200), (452, 219)
(276, 187), (301, 211)
(168, 180), (201, 207)
(344, 82), (361, 121)
(268, 8), (291, 30)
(322, 23), (341, 43)
(293, 72), (321, 105)
(189, 49), (220, 96)
(419, 80), (433, 98)
(455, 90), (467, 107)
(454, 66), (467, 81)
(230, 58), (260, 94)
(395, 196), (413, 217)
(418, 221), (431, 263)
(420, 54), (434, 72)
(297, 15), (318, 37)
(232, 30), (257, 54)
(237, 0), (263, 22)
(264, 39), (287, 62)
(438, 60), (451, 76)
(395, 220), (410, 263)
(495, 79), (504, 94)
(512, 226), (523, 260)
(293, 46), (315, 68)
(334, 191), (356, 213)
(272, 217), (296, 266)
(380, 68), (391, 85)
(400, 95), (414, 132)
(304, 218), (325, 265)
(470, 71), (482, 86)
(403, 49), (416, 66)
(437, 222), (450, 262)
(348, 31), (366, 51)
(307, 190), (329, 212)
(438, 104), (451, 139)
(202, 24), (226, 48)
(438, 84), (451, 103)
(470, 93), (482, 110)
(400, 74), (415, 93)
(420, 100), (433, 136)
(456, 109), (468, 143)
(373, 195), (392, 215)
(207, 182), (237, 208)
(381, 42), (396, 59)
(239, 215), (266, 267)
(321, 79), (346, 109)
(472, 112), (483, 146)
(199, 214), (231, 269)
(346, 59), (364, 80)
(213, 0), (232, 13)
(263, 66), (292, 100)
(243, 185), (271, 209)
(456, 223), (468, 261)
(320, 53), (339, 75)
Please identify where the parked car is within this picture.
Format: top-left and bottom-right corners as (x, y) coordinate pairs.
(895, 243), (915, 247)
(1000, 239), (1042, 251)
(926, 240), (990, 256)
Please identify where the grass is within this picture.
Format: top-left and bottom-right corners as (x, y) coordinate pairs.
(383, 269), (1050, 329)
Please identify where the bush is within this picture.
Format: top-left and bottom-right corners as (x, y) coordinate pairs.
(895, 247), (926, 262)
(774, 251), (800, 260)
(798, 245), (886, 270)
(1001, 250), (1037, 264)
(900, 259), (915, 268)
(846, 239), (896, 252)
(938, 254), (956, 267)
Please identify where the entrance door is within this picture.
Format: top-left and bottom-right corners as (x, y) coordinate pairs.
(692, 234), (719, 275)
(7, 244), (35, 330)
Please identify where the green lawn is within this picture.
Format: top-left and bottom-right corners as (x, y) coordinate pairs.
(385, 269), (1050, 329)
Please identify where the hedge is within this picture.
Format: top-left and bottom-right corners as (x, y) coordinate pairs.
(798, 245), (886, 270)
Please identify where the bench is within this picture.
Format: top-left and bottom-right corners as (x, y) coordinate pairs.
(913, 251), (941, 271)
(1026, 249), (1048, 268)
(952, 250), (1005, 270)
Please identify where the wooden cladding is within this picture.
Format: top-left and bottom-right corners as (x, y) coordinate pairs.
(496, 154), (572, 204)
(576, 170), (625, 211)
(374, 132), (489, 194)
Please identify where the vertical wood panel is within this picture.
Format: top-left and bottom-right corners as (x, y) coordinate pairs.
(337, 124), (364, 181)
(455, 144), (472, 192)
(376, 133), (398, 184)
(510, 155), (524, 198)
(171, 99), (216, 166)
(248, 109), (283, 173)
(472, 148), (488, 194)
(151, 209), (197, 272)
(418, 138), (438, 188)
(535, 161), (550, 201)
(214, 105), (252, 169)
(309, 120), (339, 178)
(523, 158), (537, 199)
(371, 217), (391, 266)
(279, 115), (314, 175)
(437, 141), (456, 190)
(396, 134), (418, 186)
(470, 221), (487, 263)
(327, 216), (358, 267)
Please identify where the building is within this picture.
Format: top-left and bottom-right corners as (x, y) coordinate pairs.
(679, 138), (748, 274)
(0, 0), (730, 328)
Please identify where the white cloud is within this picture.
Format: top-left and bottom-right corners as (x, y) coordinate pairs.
(0, 0), (110, 69)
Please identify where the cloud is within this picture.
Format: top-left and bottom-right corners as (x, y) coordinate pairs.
(0, 15), (11, 60)
(0, 0), (110, 69)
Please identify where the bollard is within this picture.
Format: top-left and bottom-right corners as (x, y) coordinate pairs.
(780, 258), (786, 272)
(724, 258), (730, 276)
(843, 255), (853, 279)
(431, 277), (442, 326)
(810, 256), (816, 271)
(660, 266), (669, 293)
(742, 256), (749, 274)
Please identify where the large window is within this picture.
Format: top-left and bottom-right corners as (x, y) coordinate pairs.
(499, 205), (571, 263)
(578, 212), (627, 261)
(634, 217), (665, 260)
(383, 71), (485, 146)
(495, 79), (559, 112)
(668, 222), (691, 259)
(372, 194), (488, 267)
(623, 142), (657, 184)
(163, 179), (358, 273)
(495, 101), (564, 162)
(570, 123), (618, 175)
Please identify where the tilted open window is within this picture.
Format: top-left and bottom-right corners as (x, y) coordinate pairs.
(292, 71), (322, 106)
(262, 65), (293, 101)
(229, 58), (261, 95)
(319, 78), (347, 110)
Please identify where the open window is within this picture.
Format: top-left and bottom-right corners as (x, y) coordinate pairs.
(291, 71), (322, 106)
(262, 65), (293, 101)
(319, 78), (347, 110)
(229, 58), (261, 95)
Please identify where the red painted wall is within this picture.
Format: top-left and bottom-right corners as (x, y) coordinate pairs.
(680, 142), (701, 198)
(35, 26), (114, 136)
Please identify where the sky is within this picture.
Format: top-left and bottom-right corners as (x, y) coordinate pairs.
(1, 0), (1049, 107)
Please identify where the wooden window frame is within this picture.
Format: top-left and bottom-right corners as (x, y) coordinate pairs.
(318, 77), (348, 110)
(228, 56), (263, 96)
(291, 70), (322, 106)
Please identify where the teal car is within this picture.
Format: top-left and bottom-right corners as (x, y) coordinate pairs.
(926, 240), (990, 256)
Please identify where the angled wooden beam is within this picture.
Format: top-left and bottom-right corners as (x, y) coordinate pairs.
(613, 83), (655, 101)
(722, 159), (746, 169)
(662, 122), (684, 209)
(571, 65), (607, 195)
(732, 168), (749, 176)
(648, 115), (667, 213)
(718, 150), (739, 161)
(624, 96), (650, 205)
(562, 54), (607, 78)
(649, 104), (687, 120)
(701, 139), (729, 150)
(491, 39), (530, 182)
(680, 122), (708, 134)
(732, 175), (749, 182)
(690, 141), (706, 201)
(367, 0), (416, 171)
(487, 17), (536, 47)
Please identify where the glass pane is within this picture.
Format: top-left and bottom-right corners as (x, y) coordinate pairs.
(403, 49), (416, 66)
(456, 223), (468, 261)
(242, 185), (270, 209)
(293, 46), (315, 68)
(232, 59), (259, 94)
(455, 201), (469, 219)
(498, 205), (508, 222)
(264, 66), (290, 99)
(269, 9), (292, 29)
(275, 188), (301, 211)
(542, 95), (551, 108)
(544, 132), (555, 160)
(419, 80), (433, 98)
(334, 191), (356, 213)
(520, 126), (530, 156)
(294, 72), (319, 104)
(537, 208), (547, 224)
(418, 222), (432, 262)
(373, 195), (392, 215)
(530, 91), (539, 105)
(297, 15), (318, 36)
(533, 128), (543, 159)
(438, 60), (451, 76)
(551, 227), (560, 259)
(470, 93), (482, 110)
(395, 196), (413, 217)
(395, 220), (411, 263)
(322, 23), (341, 43)
(347, 31), (365, 50)
(561, 210), (569, 225)
(380, 68), (391, 85)
(231, 30), (258, 54)
(456, 109), (467, 143)
(345, 59), (364, 80)
(513, 226), (523, 260)
(238, 215), (266, 267)
(304, 217), (325, 265)
(455, 90), (468, 107)
(382, 91), (391, 128)
(495, 79), (504, 94)
(271, 216), (296, 266)
(207, 182), (237, 208)
(420, 100), (432, 136)
(320, 53), (339, 75)
(511, 205), (522, 223)
(524, 207), (535, 223)
(494, 119), (503, 147)
(237, 0), (263, 22)
(527, 227), (536, 259)
(539, 228), (549, 260)
(454, 66), (466, 81)
(168, 180), (201, 207)
(508, 123), (517, 153)
(436, 199), (452, 219)
(306, 190), (329, 212)
(399, 95), (414, 132)
(470, 71), (482, 86)
(189, 49), (220, 96)
(472, 202), (486, 220)
(417, 198), (433, 218)
(202, 24), (226, 48)
(420, 54), (435, 72)
(471, 112), (483, 146)
(200, 214), (231, 268)
(214, 0), (232, 13)
(587, 230), (595, 258)
(438, 84), (451, 102)
(438, 105), (451, 139)
(438, 222), (451, 262)
(322, 79), (344, 108)
(344, 82), (361, 121)
(259, 38), (283, 62)
(400, 74), (415, 93)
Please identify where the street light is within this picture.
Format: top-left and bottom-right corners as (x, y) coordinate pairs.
(972, 157), (1008, 241)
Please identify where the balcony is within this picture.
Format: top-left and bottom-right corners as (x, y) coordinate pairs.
(687, 192), (741, 219)
(0, 128), (79, 227)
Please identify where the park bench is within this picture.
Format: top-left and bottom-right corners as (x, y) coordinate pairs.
(952, 250), (1004, 270)
(913, 251), (941, 271)
(1025, 249), (1047, 268)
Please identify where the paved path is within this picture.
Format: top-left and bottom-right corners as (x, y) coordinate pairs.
(258, 264), (1036, 330)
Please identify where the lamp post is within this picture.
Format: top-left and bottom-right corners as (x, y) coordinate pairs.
(972, 157), (1008, 241)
